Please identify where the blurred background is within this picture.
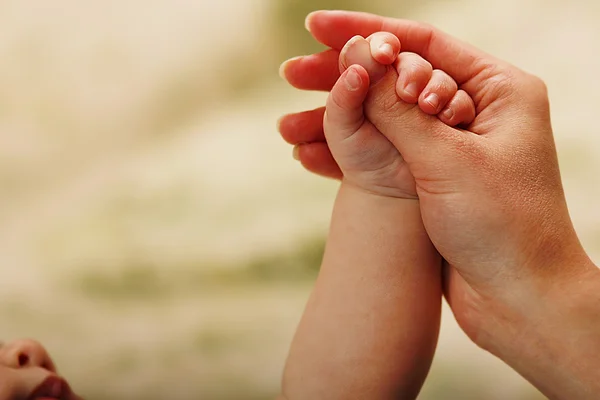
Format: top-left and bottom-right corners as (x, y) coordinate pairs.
(1, 0), (599, 399)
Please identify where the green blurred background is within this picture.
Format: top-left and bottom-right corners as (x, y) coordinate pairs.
(1, 0), (599, 399)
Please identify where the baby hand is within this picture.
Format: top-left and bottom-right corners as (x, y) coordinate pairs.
(321, 32), (476, 198)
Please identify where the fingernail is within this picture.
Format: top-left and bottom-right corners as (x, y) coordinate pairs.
(347, 35), (364, 45)
(345, 68), (362, 91)
(278, 56), (302, 80)
(292, 145), (301, 161)
(276, 115), (284, 132)
(442, 107), (454, 120)
(404, 83), (418, 98)
(424, 93), (440, 110)
(305, 12), (317, 32)
(278, 61), (288, 80)
(379, 43), (394, 59)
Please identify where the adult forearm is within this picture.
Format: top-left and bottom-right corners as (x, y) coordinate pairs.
(281, 182), (442, 399)
(483, 255), (600, 400)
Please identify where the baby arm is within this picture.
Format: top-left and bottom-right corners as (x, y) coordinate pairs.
(280, 186), (441, 399)
(279, 33), (476, 399)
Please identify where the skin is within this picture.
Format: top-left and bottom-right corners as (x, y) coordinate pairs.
(0, 339), (81, 400)
(279, 10), (600, 400)
(321, 33), (475, 199)
(281, 186), (441, 399)
(280, 33), (475, 399)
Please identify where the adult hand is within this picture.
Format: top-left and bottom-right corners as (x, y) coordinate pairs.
(279, 11), (600, 399)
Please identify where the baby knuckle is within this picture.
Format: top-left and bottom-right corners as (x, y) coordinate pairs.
(400, 52), (432, 73)
(434, 70), (458, 91)
(414, 57), (433, 74)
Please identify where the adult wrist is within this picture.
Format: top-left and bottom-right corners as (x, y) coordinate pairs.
(479, 254), (600, 399)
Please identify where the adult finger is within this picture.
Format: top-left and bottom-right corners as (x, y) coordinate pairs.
(305, 10), (507, 91)
(279, 107), (326, 145)
(279, 49), (340, 91)
(294, 143), (343, 180)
